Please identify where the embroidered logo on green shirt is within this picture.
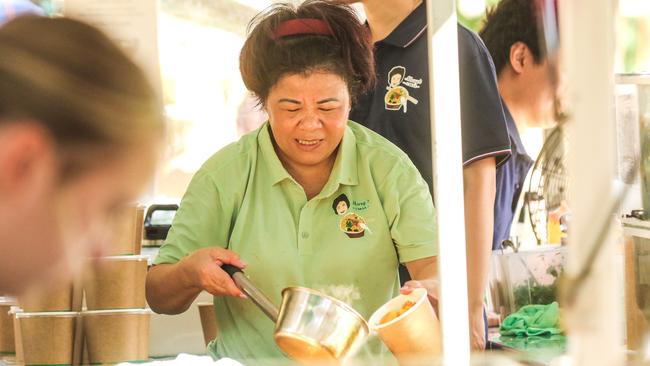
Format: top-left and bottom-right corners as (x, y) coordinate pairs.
(352, 199), (370, 211)
(333, 194), (371, 238)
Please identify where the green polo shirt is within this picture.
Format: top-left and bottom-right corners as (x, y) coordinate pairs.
(153, 121), (437, 362)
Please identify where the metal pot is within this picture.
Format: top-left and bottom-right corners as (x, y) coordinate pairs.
(222, 265), (369, 364)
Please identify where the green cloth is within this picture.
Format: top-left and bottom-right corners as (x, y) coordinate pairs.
(500, 301), (562, 337)
(494, 334), (565, 350)
(491, 334), (566, 365)
(153, 121), (438, 362)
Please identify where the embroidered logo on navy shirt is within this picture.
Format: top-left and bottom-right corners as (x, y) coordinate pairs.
(384, 66), (421, 113)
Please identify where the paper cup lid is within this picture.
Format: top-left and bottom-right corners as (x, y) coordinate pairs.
(82, 308), (153, 316)
(90, 254), (149, 262)
(15, 311), (78, 318)
(0, 296), (17, 305)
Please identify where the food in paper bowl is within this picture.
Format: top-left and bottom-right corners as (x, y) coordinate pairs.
(369, 288), (442, 361)
(380, 300), (416, 325)
(340, 213), (366, 238)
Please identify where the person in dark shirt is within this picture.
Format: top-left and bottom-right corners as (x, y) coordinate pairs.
(479, 0), (563, 250)
(343, 0), (512, 350)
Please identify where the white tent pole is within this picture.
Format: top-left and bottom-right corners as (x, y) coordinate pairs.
(426, 0), (471, 364)
(562, 0), (625, 364)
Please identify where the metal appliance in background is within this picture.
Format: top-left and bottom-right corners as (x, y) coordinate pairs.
(142, 204), (178, 247)
(525, 127), (568, 245)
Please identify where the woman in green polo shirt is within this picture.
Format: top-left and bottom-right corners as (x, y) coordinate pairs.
(146, 1), (439, 361)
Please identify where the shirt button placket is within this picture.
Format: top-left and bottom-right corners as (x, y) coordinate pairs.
(298, 204), (313, 255)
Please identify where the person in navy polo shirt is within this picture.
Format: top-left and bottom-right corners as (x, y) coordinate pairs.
(344, 0), (511, 350)
(479, 0), (563, 251)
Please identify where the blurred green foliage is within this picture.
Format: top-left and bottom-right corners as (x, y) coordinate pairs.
(457, 0), (500, 32)
(458, 0), (650, 73)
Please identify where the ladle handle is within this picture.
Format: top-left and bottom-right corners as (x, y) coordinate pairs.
(222, 264), (279, 323)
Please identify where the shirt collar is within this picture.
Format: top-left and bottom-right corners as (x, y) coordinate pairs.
(258, 123), (292, 185)
(380, 2), (427, 48)
(317, 124), (359, 198)
(502, 102), (528, 156)
(257, 122), (359, 191)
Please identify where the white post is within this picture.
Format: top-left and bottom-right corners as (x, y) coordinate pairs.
(561, 0), (624, 365)
(426, 0), (471, 364)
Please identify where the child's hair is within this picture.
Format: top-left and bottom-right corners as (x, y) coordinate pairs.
(0, 16), (164, 179)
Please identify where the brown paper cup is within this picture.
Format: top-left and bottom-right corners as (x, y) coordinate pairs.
(82, 308), (151, 364)
(10, 307), (23, 364)
(107, 205), (145, 256)
(84, 255), (148, 310)
(0, 298), (16, 354)
(369, 288), (442, 365)
(197, 302), (218, 346)
(15, 311), (77, 365)
(18, 283), (73, 312)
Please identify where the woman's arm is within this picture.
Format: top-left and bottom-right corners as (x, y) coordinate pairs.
(403, 256), (439, 311)
(146, 247), (246, 314)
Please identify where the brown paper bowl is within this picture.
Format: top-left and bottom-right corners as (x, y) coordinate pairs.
(15, 311), (77, 365)
(82, 308), (151, 364)
(197, 302), (218, 346)
(0, 298), (16, 354)
(18, 283), (73, 312)
(369, 288), (442, 364)
(84, 255), (148, 310)
(107, 205), (145, 256)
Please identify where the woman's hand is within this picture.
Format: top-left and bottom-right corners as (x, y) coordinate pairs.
(178, 247), (248, 298)
(401, 279), (486, 350)
(400, 279), (439, 314)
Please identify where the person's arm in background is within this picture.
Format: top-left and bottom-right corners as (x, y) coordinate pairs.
(457, 22), (511, 350)
(463, 157), (496, 350)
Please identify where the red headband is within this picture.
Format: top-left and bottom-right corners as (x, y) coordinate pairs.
(271, 18), (332, 40)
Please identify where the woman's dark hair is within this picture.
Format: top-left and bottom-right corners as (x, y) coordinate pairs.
(0, 16), (164, 179)
(240, 1), (375, 106)
(387, 66), (406, 85)
(479, 0), (544, 76)
(332, 193), (350, 214)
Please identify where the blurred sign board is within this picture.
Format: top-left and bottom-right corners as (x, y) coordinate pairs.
(63, 0), (162, 98)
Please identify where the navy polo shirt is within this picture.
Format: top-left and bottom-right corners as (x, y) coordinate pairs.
(350, 3), (511, 194)
(493, 104), (534, 249)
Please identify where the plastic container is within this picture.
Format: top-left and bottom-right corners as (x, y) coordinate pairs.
(489, 245), (566, 319)
(0, 297), (16, 354)
(15, 311), (77, 365)
(82, 308), (151, 364)
(368, 288), (441, 364)
(84, 255), (148, 310)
